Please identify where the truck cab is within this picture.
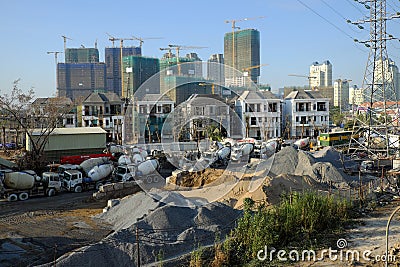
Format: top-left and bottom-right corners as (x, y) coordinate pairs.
(114, 164), (134, 182)
(57, 164), (81, 179)
(41, 172), (62, 196)
(63, 170), (84, 192)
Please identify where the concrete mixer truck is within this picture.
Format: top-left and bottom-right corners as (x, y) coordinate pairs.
(62, 157), (115, 192)
(113, 159), (160, 183)
(0, 170), (61, 201)
(230, 142), (254, 163)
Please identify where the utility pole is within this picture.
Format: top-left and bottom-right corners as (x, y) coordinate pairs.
(348, 0), (400, 158)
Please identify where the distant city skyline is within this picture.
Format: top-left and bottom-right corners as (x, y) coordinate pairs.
(1, 0), (400, 97)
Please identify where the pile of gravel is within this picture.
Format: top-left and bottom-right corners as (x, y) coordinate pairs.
(264, 146), (353, 188)
(43, 191), (241, 267)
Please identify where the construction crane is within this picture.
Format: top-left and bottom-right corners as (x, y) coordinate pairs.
(242, 64), (269, 85)
(288, 74), (318, 90)
(61, 35), (72, 51)
(132, 36), (163, 50)
(167, 44), (207, 75)
(106, 33), (118, 47)
(242, 64), (269, 76)
(225, 16), (265, 70)
(47, 51), (63, 65)
(159, 47), (174, 59)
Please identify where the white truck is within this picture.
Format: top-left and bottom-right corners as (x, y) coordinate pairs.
(113, 159), (159, 183)
(62, 163), (114, 192)
(231, 143), (254, 163)
(0, 170), (61, 201)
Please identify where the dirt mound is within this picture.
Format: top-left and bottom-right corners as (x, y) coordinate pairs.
(168, 168), (226, 187)
(263, 173), (327, 205)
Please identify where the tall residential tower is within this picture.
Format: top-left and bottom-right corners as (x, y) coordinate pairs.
(224, 29), (260, 87)
(309, 61), (332, 89)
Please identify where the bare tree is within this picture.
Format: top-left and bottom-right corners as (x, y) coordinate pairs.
(0, 80), (72, 172)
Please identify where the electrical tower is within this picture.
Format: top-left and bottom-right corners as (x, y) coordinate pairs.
(348, 0), (400, 158)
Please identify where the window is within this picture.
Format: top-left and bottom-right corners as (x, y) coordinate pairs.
(249, 104), (255, 112)
(296, 116), (299, 122)
(162, 104), (171, 113)
(300, 116), (306, 124)
(66, 118), (74, 125)
(298, 103), (305, 112)
(157, 105), (162, 113)
(317, 102), (326, 111)
(250, 117), (257, 126)
(194, 106), (204, 115)
(321, 116), (324, 121)
(207, 105), (215, 115)
(106, 120), (109, 126)
(105, 106), (110, 114)
(268, 103), (277, 112)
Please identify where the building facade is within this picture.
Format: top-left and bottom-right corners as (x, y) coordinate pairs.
(224, 29), (260, 86)
(105, 47), (142, 96)
(283, 90), (330, 138)
(373, 57), (400, 100)
(207, 54), (225, 95)
(310, 61), (332, 89)
(159, 53), (205, 105)
(133, 94), (174, 144)
(57, 47), (106, 101)
(65, 48), (99, 63)
(236, 90), (281, 139)
(333, 79), (350, 111)
(123, 55), (160, 99)
(175, 94), (231, 141)
(80, 92), (124, 143)
(349, 85), (364, 106)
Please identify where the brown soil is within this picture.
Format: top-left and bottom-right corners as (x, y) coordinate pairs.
(0, 192), (112, 267)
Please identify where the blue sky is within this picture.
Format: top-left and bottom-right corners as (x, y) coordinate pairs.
(1, 0), (399, 97)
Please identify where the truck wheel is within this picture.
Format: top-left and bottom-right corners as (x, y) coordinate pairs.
(19, 192), (29, 201)
(47, 188), (56, 197)
(7, 194), (18, 202)
(74, 185), (83, 193)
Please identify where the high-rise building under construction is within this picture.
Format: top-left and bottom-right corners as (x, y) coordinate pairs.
(224, 29), (260, 87)
(105, 47), (142, 96)
(123, 55), (160, 99)
(57, 47), (106, 101)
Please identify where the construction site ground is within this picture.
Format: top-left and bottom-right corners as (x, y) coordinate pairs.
(0, 192), (112, 267)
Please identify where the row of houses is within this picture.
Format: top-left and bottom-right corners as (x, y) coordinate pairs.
(1, 89), (330, 147)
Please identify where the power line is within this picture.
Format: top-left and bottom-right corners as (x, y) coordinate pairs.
(345, 0), (368, 15)
(296, 0), (355, 40)
(320, 0), (366, 34)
